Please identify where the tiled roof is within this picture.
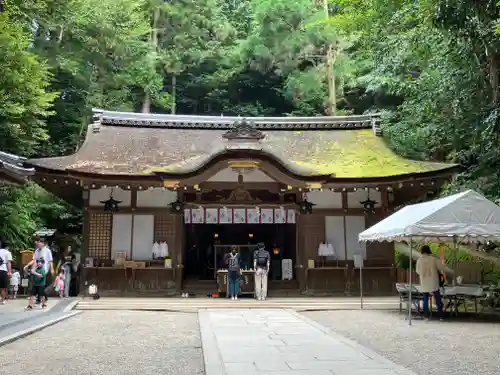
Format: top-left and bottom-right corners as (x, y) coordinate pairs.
(0, 151), (35, 183)
(93, 109), (380, 131)
(25, 110), (457, 180)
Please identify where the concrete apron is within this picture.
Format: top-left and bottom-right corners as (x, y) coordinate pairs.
(0, 299), (81, 347)
(198, 308), (416, 375)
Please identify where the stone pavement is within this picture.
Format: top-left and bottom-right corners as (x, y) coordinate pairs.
(0, 297), (80, 346)
(199, 309), (416, 375)
(0, 298), (56, 329)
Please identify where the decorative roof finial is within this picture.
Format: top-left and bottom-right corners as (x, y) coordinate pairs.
(222, 119), (265, 141)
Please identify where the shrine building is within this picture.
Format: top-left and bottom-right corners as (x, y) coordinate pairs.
(25, 109), (458, 295)
(0, 151), (34, 184)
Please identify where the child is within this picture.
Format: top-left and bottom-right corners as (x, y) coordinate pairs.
(9, 268), (20, 299)
(55, 269), (65, 298)
(26, 258), (47, 310)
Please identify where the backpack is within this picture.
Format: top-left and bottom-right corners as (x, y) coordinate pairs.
(255, 250), (269, 268)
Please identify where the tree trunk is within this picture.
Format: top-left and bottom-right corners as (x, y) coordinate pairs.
(326, 45), (336, 115)
(171, 74), (177, 114)
(322, 0), (336, 115)
(142, 93), (152, 114)
(488, 53), (500, 105)
(142, 6), (160, 114)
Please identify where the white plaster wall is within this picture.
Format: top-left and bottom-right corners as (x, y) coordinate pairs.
(345, 216), (366, 259)
(307, 191), (343, 208)
(207, 168), (275, 182)
(111, 214), (132, 259)
(136, 188), (177, 207)
(325, 216), (346, 260)
(132, 214), (155, 260)
(347, 189), (382, 208)
(89, 187), (131, 206)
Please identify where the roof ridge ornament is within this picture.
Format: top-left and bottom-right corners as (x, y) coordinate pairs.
(222, 119), (265, 141)
(371, 114), (382, 136)
(91, 110), (103, 133)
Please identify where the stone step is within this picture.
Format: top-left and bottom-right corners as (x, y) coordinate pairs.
(75, 297), (400, 311)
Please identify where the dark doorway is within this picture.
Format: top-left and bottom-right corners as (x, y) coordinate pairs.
(184, 224), (296, 280)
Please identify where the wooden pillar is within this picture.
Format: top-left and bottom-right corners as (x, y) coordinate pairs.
(81, 187), (90, 294)
(298, 214), (325, 292)
(131, 188), (138, 209)
(341, 191), (348, 260)
(174, 212), (184, 293)
(296, 214), (306, 291)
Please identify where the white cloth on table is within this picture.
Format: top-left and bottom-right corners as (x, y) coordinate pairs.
(444, 285), (484, 297)
(413, 284), (484, 297)
(281, 259), (293, 280)
(159, 242), (169, 257)
(318, 243), (327, 256)
(326, 244), (335, 257)
(318, 243), (335, 257)
(152, 242), (160, 258)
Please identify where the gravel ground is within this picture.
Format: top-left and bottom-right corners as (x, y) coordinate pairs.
(0, 311), (204, 375)
(303, 310), (500, 375)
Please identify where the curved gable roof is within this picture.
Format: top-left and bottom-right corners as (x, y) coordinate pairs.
(26, 111), (457, 181)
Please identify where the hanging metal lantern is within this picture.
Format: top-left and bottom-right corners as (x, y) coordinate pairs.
(300, 199), (315, 214)
(360, 188), (377, 214)
(101, 189), (121, 213)
(170, 198), (185, 214)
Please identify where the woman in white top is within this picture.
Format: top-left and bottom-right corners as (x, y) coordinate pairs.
(24, 237), (54, 304)
(0, 241), (13, 304)
(416, 245), (447, 319)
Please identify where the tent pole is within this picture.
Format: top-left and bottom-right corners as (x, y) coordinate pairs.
(408, 237), (413, 326)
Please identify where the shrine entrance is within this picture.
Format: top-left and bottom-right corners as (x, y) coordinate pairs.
(183, 207), (297, 281)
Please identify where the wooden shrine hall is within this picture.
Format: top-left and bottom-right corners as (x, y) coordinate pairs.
(25, 109), (458, 296)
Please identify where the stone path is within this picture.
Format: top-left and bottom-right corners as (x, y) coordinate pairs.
(0, 298), (79, 346)
(199, 309), (416, 375)
(0, 298), (63, 328)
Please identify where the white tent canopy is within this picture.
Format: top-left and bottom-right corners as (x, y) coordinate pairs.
(359, 190), (500, 243)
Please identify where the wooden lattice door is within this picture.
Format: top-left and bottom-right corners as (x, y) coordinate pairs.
(88, 213), (112, 259)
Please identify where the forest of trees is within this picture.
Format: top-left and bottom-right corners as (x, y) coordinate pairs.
(0, 0), (499, 248)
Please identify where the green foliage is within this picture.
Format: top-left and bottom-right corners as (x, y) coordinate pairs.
(0, 13), (57, 156)
(1, 0), (500, 249)
(395, 242), (474, 270)
(0, 183), (81, 249)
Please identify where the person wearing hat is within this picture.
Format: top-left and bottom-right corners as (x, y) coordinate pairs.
(253, 243), (270, 301)
(0, 240), (13, 305)
(26, 257), (48, 309)
(24, 236), (54, 304)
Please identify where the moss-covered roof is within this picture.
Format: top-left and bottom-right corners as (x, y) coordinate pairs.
(27, 122), (455, 180)
(290, 129), (451, 178)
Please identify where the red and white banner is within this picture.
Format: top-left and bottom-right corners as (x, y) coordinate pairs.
(183, 208), (296, 224)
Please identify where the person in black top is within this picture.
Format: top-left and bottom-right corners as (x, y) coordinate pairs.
(224, 246), (241, 300)
(253, 243), (270, 301)
(60, 246), (75, 298)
